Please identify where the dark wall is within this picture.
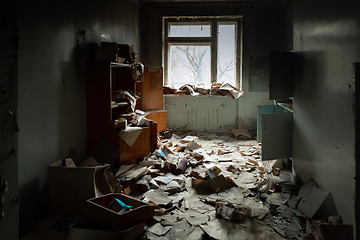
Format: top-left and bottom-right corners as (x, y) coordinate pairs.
(140, 1), (291, 92)
(0, 2), (19, 239)
(17, 0), (141, 228)
(292, 0), (359, 231)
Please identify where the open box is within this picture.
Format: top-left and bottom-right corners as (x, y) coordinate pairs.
(85, 193), (155, 230)
(48, 158), (112, 215)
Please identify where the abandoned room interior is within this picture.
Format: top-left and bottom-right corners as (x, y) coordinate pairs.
(1, 0), (359, 239)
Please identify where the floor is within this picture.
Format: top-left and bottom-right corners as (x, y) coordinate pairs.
(20, 131), (307, 240)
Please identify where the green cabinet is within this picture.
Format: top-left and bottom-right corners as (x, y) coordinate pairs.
(258, 103), (293, 160)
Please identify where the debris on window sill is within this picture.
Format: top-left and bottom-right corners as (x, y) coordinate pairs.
(164, 82), (243, 99)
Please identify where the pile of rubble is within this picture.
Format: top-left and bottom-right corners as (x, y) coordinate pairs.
(122, 131), (304, 240)
(50, 130), (353, 240)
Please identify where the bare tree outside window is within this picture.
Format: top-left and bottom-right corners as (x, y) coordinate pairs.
(169, 45), (211, 88)
(176, 46), (207, 83)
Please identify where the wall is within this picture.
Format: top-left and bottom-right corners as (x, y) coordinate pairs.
(141, 1), (290, 132)
(292, 0), (359, 229)
(17, 0), (141, 228)
(0, 2), (19, 239)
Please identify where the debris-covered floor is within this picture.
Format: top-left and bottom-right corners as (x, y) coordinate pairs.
(132, 130), (306, 240)
(21, 130), (351, 240)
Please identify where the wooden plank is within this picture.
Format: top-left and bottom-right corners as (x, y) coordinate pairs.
(142, 67), (163, 111)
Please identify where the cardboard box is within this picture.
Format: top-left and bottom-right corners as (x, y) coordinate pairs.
(48, 158), (112, 215)
(119, 127), (150, 164)
(85, 193), (155, 230)
(69, 220), (145, 240)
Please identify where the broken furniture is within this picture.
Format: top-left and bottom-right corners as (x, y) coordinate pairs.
(85, 193), (155, 230)
(87, 59), (142, 147)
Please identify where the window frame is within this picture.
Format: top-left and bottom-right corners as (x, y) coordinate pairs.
(163, 16), (243, 90)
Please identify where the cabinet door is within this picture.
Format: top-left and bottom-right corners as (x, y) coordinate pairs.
(257, 105), (276, 143)
(261, 112), (293, 160)
(142, 67), (163, 111)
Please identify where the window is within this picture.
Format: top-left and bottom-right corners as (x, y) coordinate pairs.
(163, 16), (242, 89)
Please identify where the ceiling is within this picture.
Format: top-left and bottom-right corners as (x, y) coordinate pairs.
(141, 0), (280, 2)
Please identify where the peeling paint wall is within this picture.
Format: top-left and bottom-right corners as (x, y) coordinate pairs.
(17, 0), (141, 224)
(292, 0), (359, 229)
(141, 2), (289, 132)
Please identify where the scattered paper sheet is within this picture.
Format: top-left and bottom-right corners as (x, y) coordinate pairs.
(147, 223), (172, 236)
(164, 219), (195, 239)
(266, 192), (291, 206)
(119, 126), (143, 147)
(116, 165), (148, 181)
(219, 83), (244, 99)
(185, 210), (210, 226)
(200, 219), (233, 240)
(144, 189), (172, 206)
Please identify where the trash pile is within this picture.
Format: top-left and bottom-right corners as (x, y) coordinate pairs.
(136, 131), (302, 240)
(49, 130), (352, 240)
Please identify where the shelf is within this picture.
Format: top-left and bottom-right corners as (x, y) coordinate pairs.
(111, 102), (128, 109)
(110, 62), (132, 68)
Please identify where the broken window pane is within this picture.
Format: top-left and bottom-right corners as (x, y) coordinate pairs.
(168, 45), (211, 88)
(168, 23), (211, 37)
(217, 23), (236, 87)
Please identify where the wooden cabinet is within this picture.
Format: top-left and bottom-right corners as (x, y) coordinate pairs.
(87, 61), (162, 164)
(86, 61), (139, 152)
